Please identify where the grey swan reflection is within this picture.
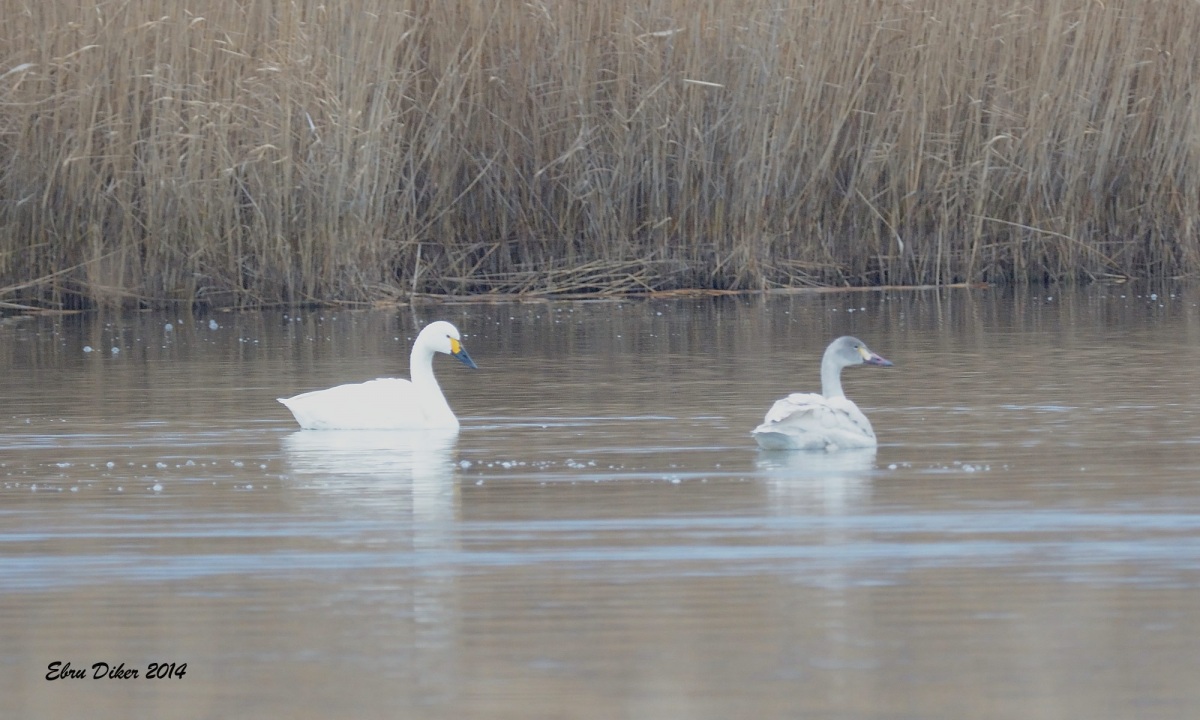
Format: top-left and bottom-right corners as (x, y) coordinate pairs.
(756, 446), (877, 514)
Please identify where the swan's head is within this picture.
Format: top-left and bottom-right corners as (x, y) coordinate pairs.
(829, 336), (892, 369)
(418, 321), (478, 369)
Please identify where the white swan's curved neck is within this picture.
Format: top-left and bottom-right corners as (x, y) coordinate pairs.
(410, 343), (440, 389)
(410, 342), (454, 423)
(820, 350), (846, 399)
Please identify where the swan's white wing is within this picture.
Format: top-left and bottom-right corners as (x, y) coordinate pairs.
(760, 393), (822, 424)
(279, 378), (452, 430)
(752, 393), (876, 451)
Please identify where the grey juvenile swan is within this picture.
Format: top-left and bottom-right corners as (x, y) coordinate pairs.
(752, 336), (892, 451)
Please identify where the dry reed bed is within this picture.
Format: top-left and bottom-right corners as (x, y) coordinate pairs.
(0, 0), (1197, 307)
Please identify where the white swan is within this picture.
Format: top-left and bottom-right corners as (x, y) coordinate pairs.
(752, 336), (892, 451)
(278, 321), (477, 430)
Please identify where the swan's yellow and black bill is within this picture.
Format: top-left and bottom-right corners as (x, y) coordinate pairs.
(857, 346), (893, 367)
(450, 338), (478, 369)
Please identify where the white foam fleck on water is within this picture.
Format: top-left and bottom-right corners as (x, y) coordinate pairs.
(209, 319), (219, 330)
(151, 483), (163, 492)
(83, 346), (93, 353)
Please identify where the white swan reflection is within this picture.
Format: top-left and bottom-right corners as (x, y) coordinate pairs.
(755, 446), (877, 514)
(282, 429), (460, 520)
(282, 428), (462, 682)
(282, 428), (459, 477)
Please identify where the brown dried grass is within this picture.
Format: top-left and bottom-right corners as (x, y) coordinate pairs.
(1, 0), (1198, 307)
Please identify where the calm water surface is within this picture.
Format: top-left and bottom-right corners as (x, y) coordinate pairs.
(3, 288), (1200, 718)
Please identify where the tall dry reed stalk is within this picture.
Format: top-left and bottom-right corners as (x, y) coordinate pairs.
(1, 0), (1197, 307)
